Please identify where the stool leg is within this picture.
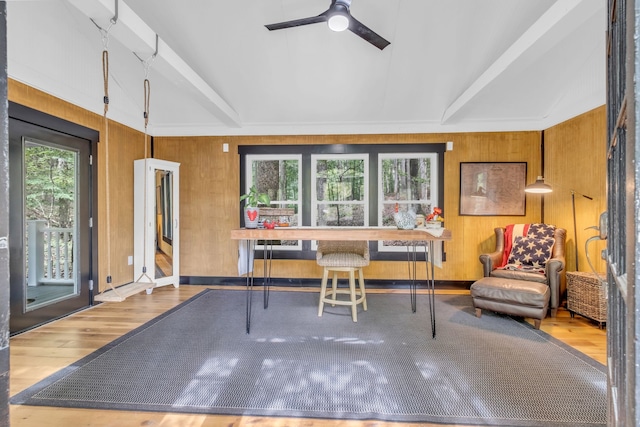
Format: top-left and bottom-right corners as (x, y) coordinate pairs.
(331, 271), (338, 306)
(358, 268), (367, 311)
(318, 268), (329, 317)
(349, 269), (357, 322)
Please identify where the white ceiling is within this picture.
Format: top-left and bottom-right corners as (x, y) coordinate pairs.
(6, 0), (606, 137)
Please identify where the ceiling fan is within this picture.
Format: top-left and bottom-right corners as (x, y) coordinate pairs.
(265, 0), (390, 50)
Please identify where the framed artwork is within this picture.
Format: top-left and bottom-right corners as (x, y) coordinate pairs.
(459, 162), (527, 216)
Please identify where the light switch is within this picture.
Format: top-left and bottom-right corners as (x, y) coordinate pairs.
(223, 143), (229, 152)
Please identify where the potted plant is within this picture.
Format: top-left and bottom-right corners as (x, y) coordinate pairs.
(240, 186), (271, 228)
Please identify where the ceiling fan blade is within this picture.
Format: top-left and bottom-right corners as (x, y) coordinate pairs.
(265, 14), (328, 31)
(348, 16), (390, 50)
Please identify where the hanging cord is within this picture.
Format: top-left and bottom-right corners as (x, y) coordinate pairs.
(144, 78), (150, 135)
(102, 50), (109, 116)
(89, 5), (126, 299)
(134, 36), (157, 158)
(104, 48), (112, 290)
(93, 17), (122, 297)
(134, 53), (156, 285)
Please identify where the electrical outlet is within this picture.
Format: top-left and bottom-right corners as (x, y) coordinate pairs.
(128, 256), (133, 265)
(223, 143), (229, 152)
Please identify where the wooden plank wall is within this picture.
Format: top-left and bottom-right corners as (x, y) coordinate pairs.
(154, 132), (543, 281)
(544, 106), (608, 274)
(8, 80), (146, 292)
(9, 79), (607, 291)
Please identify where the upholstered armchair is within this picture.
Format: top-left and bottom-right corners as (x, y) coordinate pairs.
(479, 224), (567, 317)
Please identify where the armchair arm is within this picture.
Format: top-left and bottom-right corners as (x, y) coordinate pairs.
(545, 255), (566, 310)
(479, 252), (502, 277)
(479, 227), (505, 277)
(546, 228), (567, 313)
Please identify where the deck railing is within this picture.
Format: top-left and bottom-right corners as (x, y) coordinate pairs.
(27, 220), (75, 286)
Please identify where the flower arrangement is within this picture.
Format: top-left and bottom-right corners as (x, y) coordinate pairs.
(426, 207), (443, 222)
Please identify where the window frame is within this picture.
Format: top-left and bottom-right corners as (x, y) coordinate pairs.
(244, 154), (302, 252)
(239, 143), (446, 261)
(377, 152), (439, 252)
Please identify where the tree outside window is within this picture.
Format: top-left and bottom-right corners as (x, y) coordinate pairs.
(379, 153), (438, 251)
(246, 154), (301, 248)
(312, 155), (368, 227)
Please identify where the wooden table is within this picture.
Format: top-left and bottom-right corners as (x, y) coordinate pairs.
(231, 226), (452, 337)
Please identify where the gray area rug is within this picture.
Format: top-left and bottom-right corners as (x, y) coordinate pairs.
(11, 289), (606, 426)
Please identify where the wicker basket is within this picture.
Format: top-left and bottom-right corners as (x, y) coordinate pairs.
(566, 271), (607, 327)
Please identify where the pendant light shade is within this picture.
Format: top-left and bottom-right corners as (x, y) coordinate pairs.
(524, 176), (553, 194)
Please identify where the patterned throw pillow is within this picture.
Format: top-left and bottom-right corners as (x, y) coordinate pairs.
(505, 235), (555, 274)
(500, 223), (556, 267)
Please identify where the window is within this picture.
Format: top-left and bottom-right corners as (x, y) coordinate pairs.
(311, 154), (368, 227)
(378, 153), (439, 251)
(239, 144), (445, 260)
(245, 154), (301, 250)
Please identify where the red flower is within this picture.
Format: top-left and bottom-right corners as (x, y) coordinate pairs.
(426, 207), (442, 221)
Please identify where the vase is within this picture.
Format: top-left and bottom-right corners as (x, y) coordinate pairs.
(394, 211), (416, 230)
(244, 207), (260, 229)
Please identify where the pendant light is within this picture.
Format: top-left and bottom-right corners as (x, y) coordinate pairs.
(524, 176), (553, 193)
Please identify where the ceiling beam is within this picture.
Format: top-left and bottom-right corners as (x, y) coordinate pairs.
(66, 0), (241, 127)
(440, 0), (583, 124)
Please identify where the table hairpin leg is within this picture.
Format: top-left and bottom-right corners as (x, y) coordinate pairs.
(406, 241), (436, 338)
(407, 244), (418, 313)
(245, 239), (256, 334)
(425, 240), (436, 338)
(263, 240), (273, 309)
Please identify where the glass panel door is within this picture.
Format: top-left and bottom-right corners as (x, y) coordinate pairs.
(23, 138), (79, 309)
(9, 115), (93, 334)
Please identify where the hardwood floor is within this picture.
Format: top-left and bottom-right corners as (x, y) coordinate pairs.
(155, 250), (173, 278)
(9, 285), (607, 427)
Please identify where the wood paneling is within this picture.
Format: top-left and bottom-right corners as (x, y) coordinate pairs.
(155, 132), (543, 281)
(153, 137), (240, 277)
(101, 122), (146, 288)
(10, 78), (607, 286)
(9, 79), (146, 292)
(544, 106), (607, 274)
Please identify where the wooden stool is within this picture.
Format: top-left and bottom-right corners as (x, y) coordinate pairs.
(316, 241), (369, 322)
(318, 265), (367, 322)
